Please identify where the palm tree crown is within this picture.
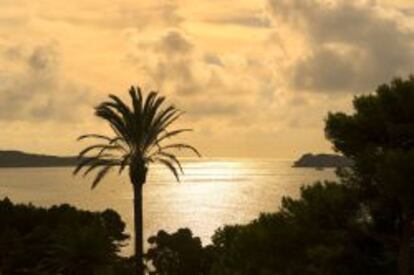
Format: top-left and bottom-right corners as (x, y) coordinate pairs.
(74, 86), (200, 187)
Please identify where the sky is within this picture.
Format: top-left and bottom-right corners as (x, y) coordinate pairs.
(0, 0), (413, 158)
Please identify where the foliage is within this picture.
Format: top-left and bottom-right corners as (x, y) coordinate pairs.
(145, 228), (213, 275)
(209, 182), (393, 275)
(0, 197), (130, 275)
(326, 76), (414, 274)
(325, 76), (414, 208)
(74, 86), (200, 188)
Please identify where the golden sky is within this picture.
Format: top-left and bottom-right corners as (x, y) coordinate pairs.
(0, 0), (413, 158)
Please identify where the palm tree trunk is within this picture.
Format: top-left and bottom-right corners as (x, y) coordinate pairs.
(398, 218), (412, 275)
(133, 182), (144, 275)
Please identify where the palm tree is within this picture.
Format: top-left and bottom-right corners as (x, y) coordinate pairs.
(74, 86), (200, 275)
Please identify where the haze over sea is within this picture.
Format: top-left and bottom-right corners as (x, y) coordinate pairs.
(0, 159), (336, 255)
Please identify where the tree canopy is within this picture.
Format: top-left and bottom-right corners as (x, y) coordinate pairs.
(326, 76), (414, 275)
(0, 198), (131, 275)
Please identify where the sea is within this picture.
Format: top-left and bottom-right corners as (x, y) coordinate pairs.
(0, 159), (336, 255)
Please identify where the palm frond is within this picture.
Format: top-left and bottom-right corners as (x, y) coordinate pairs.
(156, 110), (184, 132)
(92, 165), (114, 189)
(82, 158), (118, 177)
(103, 98), (136, 137)
(129, 86), (143, 125)
(151, 107), (179, 131)
(129, 87), (142, 111)
(143, 92), (158, 120)
(95, 105), (131, 144)
(143, 108), (183, 150)
(140, 92), (159, 143)
(77, 134), (127, 148)
(77, 134), (113, 142)
(144, 95), (166, 132)
(119, 154), (131, 174)
(159, 143), (201, 157)
(74, 157), (98, 175)
(74, 154), (116, 175)
(156, 158), (181, 182)
(78, 144), (123, 159)
(108, 94), (132, 120)
(152, 151), (183, 173)
(155, 129), (192, 145)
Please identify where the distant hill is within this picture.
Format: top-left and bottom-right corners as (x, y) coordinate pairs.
(293, 153), (352, 168)
(0, 150), (80, 167)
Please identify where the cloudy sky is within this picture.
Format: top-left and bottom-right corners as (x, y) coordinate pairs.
(0, 0), (413, 158)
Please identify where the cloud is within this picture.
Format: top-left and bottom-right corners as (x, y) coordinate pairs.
(126, 27), (281, 128)
(155, 30), (193, 55)
(128, 29), (203, 96)
(203, 53), (224, 67)
(206, 14), (272, 28)
(0, 44), (92, 122)
(184, 100), (241, 118)
(39, 1), (184, 31)
(268, 0), (414, 93)
(0, 0), (385, 157)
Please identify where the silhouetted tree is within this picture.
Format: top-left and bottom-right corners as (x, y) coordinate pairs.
(209, 181), (391, 275)
(326, 76), (414, 275)
(39, 225), (118, 275)
(74, 86), (200, 275)
(145, 228), (213, 275)
(0, 198), (128, 275)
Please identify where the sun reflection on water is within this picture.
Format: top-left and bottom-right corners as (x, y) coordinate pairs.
(0, 159), (336, 255)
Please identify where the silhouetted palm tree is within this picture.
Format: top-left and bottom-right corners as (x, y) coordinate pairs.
(74, 87), (200, 275)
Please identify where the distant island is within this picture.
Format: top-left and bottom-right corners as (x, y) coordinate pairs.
(293, 153), (352, 168)
(0, 150), (80, 167)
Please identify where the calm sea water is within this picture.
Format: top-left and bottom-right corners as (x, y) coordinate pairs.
(0, 159), (336, 255)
